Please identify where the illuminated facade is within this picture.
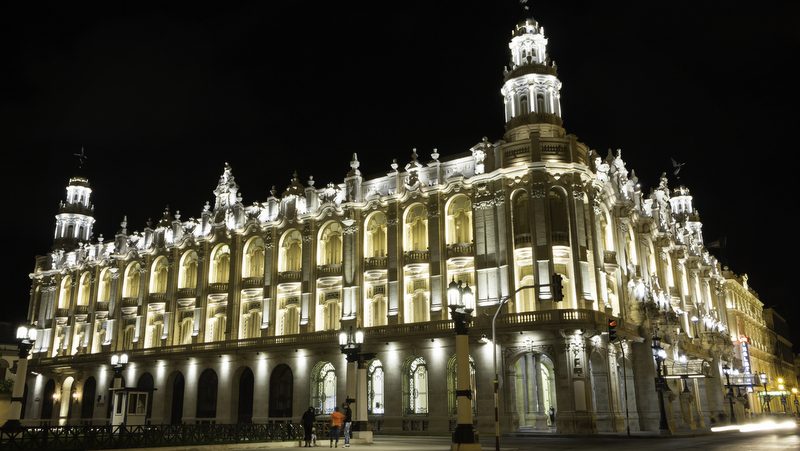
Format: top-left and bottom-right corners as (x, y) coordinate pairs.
(21, 13), (745, 434)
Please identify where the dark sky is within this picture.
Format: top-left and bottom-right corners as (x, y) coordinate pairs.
(2, 1), (798, 349)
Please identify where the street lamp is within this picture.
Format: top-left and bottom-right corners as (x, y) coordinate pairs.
(1, 324), (38, 431)
(758, 372), (770, 414)
(651, 332), (670, 433)
(338, 326), (375, 442)
(791, 387), (799, 416)
(690, 315), (699, 338)
(447, 278), (480, 451)
(721, 364), (737, 424)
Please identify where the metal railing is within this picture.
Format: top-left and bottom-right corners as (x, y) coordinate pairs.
(0, 423), (303, 450)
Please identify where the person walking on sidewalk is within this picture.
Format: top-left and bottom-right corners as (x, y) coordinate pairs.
(329, 406), (345, 448)
(342, 402), (353, 447)
(301, 406), (316, 448)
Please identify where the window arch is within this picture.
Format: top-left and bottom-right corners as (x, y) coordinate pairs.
(364, 212), (387, 258)
(447, 354), (477, 416)
(511, 190), (531, 248)
(445, 195), (473, 246)
(403, 204), (428, 252)
(368, 359), (384, 415)
(269, 364), (294, 418)
(536, 93), (546, 113)
(403, 357), (428, 415)
(77, 272), (91, 306)
(97, 268), (112, 302)
(58, 276), (72, 309)
(549, 188), (569, 246)
(178, 251), (198, 289)
(279, 230), (303, 272)
(242, 237), (265, 278)
(150, 256), (169, 293)
(317, 222), (343, 266)
(311, 362), (337, 414)
(123, 262), (141, 298)
(196, 369), (218, 419)
(209, 244), (230, 284)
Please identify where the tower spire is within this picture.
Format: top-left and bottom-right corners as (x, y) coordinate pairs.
(53, 152), (96, 251)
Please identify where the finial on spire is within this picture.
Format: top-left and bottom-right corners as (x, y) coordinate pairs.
(73, 147), (88, 169)
(520, 0), (530, 12)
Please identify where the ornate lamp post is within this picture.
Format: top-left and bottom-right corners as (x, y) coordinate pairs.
(110, 353), (129, 387)
(759, 372), (771, 414)
(1, 325), (38, 431)
(690, 316), (700, 338)
(721, 364), (737, 424)
(791, 387), (799, 416)
(651, 332), (670, 433)
(339, 326), (375, 442)
(448, 278), (480, 451)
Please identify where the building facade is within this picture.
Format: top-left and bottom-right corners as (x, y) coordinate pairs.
(20, 13), (752, 435)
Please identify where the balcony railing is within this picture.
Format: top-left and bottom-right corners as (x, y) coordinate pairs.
(363, 256), (388, 270)
(513, 233), (532, 248)
(176, 287), (196, 299)
(74, 305), (89, 315)
(317, 263), (342, 276)
(148, 293), (169, 303)
(121, 297), (138, 308)
(446, 242), (474, 259)
(208, 282), (229, 294)
(277, 271), (302, 284)
(551, 231), (569, 246)
(55, 308), (69, 318)
(241, 277), (264, 289)
(403, 250), (429, 264)
(603, 250), (617, 265)
(95, 301), (109, 312)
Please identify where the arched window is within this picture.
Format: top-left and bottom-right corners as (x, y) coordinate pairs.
(404, 204), (428, 252)
(512, 352), (557, 429)
(317, 222), (343, 266)
(123, 323), (136, 350)
(236, 367), (254, 424)
(368, 359), (384, 414)
(178, 251), (198, 289)
(279, 230), (303, 272)
(549, 189), (569, 246)
(196, 369), (218, 419)
(364, 212), (387, 258)
(58, 276), (72, 309)
(123, 262), (141, 298)
(80, 377), (96, 421)
(150, 257), (169, 293)
(168, 372), (185, 425)
(269, 364), (293, 418)
(445, 195), (473, 246)
(97, 269), (112, 302)
(511, 191), (531, 248)
(137, 372), (155, 420)
(311, 362), (337, 414)
(178, 314), (194, 345)
(366, 289), (387, 327)
(242, 237), (265, 278)
(404, 357), (428, 415)
(209, 245), (230, 284)
(277, 296), (300, 336)
(520, 94), (529, 115)
(77, 272), (91, 306)
(41, 379), (56, 421)
(447, 355), (477, 416)
(537, 93), (546, 113)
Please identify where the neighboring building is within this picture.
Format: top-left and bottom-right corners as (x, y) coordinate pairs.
(763, 308), (795, 413)
(0, 321), (22, 424)
(21, 12), (738, 434)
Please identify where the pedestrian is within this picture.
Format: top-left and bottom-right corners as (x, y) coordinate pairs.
(342, 402), (353, 447)
(301, 406), (316, 448)
(548, 406), (555, 427)
(330, 406), (345, 448)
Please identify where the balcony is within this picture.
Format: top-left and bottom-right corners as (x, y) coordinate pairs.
(277, 271), (302, 284)
(208, 282), (229, 294)
(148, 293), (169, 303)
(403, 250), (429, 264)
(95, 301), (110, 312)
(176, 287), (196, 299)
(242, 277), (264, 289)
(121, 297), (138, 308)
(513, 233), (532, 248)
(446, 242), (474, 259)
(55, 308), (69, 318)
(74, 305), (89, 315)
(317, 263), (342, 277)
(603, 250), (617, 265)
(551, 231), (569, 246)
(363, 256), (388, 271)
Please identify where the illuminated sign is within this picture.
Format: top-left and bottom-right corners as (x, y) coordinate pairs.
(741, 340), (753, 393)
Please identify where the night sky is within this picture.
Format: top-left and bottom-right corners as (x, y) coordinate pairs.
(2, 2), (798, 349)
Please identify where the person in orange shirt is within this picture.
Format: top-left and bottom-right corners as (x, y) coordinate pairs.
(329, 406), (345, 448)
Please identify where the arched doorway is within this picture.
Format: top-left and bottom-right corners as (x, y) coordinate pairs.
(169, 372), (185, 425)
(589, 352), (612, 432)
(511, 352), (557, 431)
(269, 364), (293, 418)
(81, 377), (97, 423)
(196, 369), (218, 421)
(106, 376), (126, 420)
(40, 379), (56, 422)
(137, 373), (155, 422)
(237, 368), (254, 423)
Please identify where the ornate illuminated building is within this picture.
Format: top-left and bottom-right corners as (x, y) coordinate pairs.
(21, 12), (765, 434)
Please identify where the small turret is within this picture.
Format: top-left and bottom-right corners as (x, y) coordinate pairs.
(53, 150), (96, 251)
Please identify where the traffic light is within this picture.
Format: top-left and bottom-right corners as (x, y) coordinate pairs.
(608, 318), (618, 342)
(551, 273), (564, 302)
